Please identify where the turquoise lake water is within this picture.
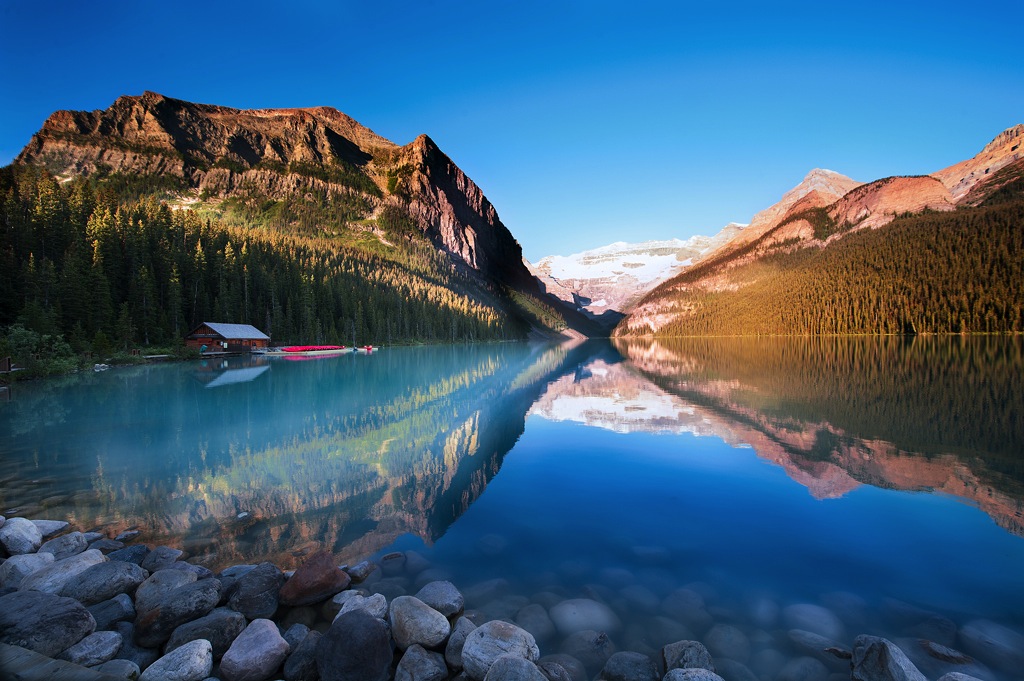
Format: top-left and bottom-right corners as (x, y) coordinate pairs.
(1, 337), (1022, 677)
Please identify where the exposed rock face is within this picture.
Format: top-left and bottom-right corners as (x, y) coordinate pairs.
(826, 176), (954, 233)
(933, 124), (1024, 200)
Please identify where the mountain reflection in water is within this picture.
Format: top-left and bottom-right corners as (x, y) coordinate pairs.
(0, 337), (1021, 575)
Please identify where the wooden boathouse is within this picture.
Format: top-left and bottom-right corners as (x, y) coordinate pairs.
(184, 322), (270, 353)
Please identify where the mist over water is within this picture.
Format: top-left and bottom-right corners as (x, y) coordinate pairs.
(2, 337), (1022, 677)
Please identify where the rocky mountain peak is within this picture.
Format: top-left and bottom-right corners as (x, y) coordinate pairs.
(933, 123), (1024, 200)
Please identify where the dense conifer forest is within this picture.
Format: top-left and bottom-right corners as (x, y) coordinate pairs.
(621, 176), (1024, 337)
(0, 165), (560, 371)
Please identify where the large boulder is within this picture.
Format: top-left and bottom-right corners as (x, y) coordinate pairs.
(39, 531), (88, 560)
(135, 578), (222, 648)
(390, 595), (452, 650)
(140, 545), (183, 572)
(0, 517), (43, 555)
(31, 519), (69, 538)
(228, 561), (284, 619)
(782, 604), (845, 641)
(663, 640), (716, 673)
(0, 551), (54, 588)
(316, 609), (393, 681)
(18, 549), (106, 594)
(851, 636), (928, 681)
(337, 592), (388, 620)
(560, 630), (616, 677)
(958, 619), (1024, 672)
(138, 638), (213, 681)
(108, 544), (150, 566)
(279, 550), (351, 607)
(57, 630), (123, 667)
(135, 568), (196, 613)
(462, 620), (540, 680)
(0, 590), (96, 657)
(220, 617), (291, 681)
(396, 643), (449, 681)
(60, 560), (148, 605)
(165, 606), (246, 660)
(415, 580), (465, 617)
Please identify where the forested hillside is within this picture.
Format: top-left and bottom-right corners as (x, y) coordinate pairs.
(617, 163), (1024, 337)
(0, 165), (557, 358)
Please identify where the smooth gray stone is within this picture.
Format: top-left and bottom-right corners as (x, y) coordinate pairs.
(283, 629), (321, 681)
(344, 560), (377, 583)
(165, 606), (246, 660)
(789, 629), (850, 661)
(18, 548), (106, 593)
(31, 518), (69, 538)
(0, 590), (96, 657)
(218, 564), (257, 596)
(139, 638), (213, 681)
(60, 559), (148, 605)
(714, 659), (760, 681)
(113, 622), (160, 671)
(136, 569), (197, 614)
(337, 593), (388, 620)
(135, 578), (222, 648)
(219, 617), (290, 681)
(141, 545), (184, 572)
(0, 517), (43, 555)
(597, 651), (658, 681)
(88, 593), (137, 631)
(58, 629), (123, 666)
(446, 616), (477, 670)
(396, 643), (448, 681)
(778, 656), (830, 681)
(89, 538), (127, 553)
(316, 610), (393, 681)
(115, 530), (140, 542)
(93, 658), (142, 680)
(284, 623), (311, 649)
(81, 532), (104, 544)
(663, 640), (716, 672)
(936, 674), (987, 681)
(484, 653), (548, 681)
(463, 620), (541, 680)
(415, 580), (465, 617)
(389, 595), (451, 650)
(39, 531), (88, 560)
(108, 544), (150, 566)
(852, 636), (927, 681)
(664, 670), (727, 681)
(537, 654), (587, 681)
(227, 561), (283, 619)
(0, 551), (54, 588)
(164, 561), (215, 579)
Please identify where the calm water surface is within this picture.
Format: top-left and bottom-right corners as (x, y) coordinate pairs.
(2, 338), (1023, 678)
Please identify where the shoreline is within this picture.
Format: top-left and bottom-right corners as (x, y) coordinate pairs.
(1, 515), (1019, 681)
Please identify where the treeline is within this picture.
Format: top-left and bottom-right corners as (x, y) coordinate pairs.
(626, 196), (1024, 336)
(0, 165), (527, 359)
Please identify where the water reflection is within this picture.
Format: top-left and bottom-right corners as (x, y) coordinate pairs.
(0, 343), (598, 569)
(610, 336), (1024, 536)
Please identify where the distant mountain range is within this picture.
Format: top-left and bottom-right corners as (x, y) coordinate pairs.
(529, 124), (1023, 336)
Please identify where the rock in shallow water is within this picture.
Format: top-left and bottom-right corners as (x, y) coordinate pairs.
(138, 638), (212, 681)
(279, 550), (351, 607)
(550, 598), (621, 636)
(662, 640), (716, 673)
(462, 620), (541, 680)
(390, 595), (452, 650)
(851, 636), (927, 681)
(316, 609), (393, 681)
(220, 617), (291, 681)
(958, 619), (1024, 672)
(396, 643), (449, 681)
(484, 653), (548, 681)
(0, 590), (96, 657)
(782, 604), (844, 641)
(664, 670), (726, 681)
(415, 580), (465, 617)
(598, 651), (659, 681)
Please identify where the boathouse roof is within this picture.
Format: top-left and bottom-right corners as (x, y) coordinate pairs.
(188, 322), (270, 341)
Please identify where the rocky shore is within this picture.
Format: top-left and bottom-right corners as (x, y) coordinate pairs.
(1, 514), (1021, 681)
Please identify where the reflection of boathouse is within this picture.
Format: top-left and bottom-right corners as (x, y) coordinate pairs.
(185, 322), (270, 352)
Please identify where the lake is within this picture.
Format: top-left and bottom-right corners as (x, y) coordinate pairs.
(2, 337), (1023, 678)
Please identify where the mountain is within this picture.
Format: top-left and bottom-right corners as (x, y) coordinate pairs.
(618, 125), (1024, 337)
(6, 92), (598, 348)
(528, 224), (747, 330)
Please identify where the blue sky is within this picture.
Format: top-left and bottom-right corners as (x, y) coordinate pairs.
(2, 1), (1022, 261)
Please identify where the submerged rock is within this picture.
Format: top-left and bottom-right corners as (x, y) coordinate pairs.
(598, 651), (659, 681)
(782, 604), (844, 641)
(662, 640), (716, 673)
(550, 598), (621, 636)
(959, 619), (1024, 672)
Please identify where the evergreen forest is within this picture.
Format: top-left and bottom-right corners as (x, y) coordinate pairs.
(0, 165), (561, 372)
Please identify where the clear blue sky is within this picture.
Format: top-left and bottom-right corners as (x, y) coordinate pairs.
(2, 1), (1022, 261)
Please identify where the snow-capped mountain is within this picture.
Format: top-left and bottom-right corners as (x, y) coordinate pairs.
(528, 223), (746, 329)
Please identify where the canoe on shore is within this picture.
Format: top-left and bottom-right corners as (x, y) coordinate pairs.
(257, 345), (353, 357)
